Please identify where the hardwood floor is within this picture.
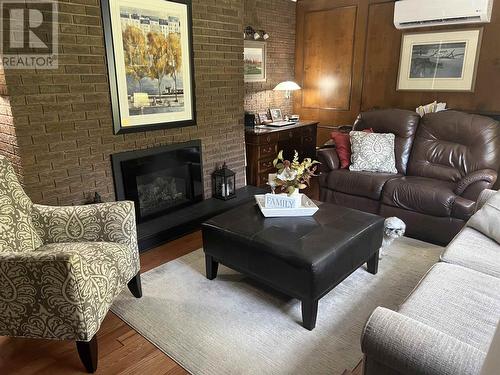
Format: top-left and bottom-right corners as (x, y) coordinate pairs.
(0, 225), (363, 375)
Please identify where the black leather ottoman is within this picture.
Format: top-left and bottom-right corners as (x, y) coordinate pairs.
(202, 201), (384, 330)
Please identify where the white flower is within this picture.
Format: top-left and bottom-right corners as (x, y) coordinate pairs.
(277, 167), (297, 181)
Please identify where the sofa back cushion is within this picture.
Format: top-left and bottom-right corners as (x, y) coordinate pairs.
(353, 109), (420, 174)
(467, 190), (500, 244)
(408, 111), (500, 182)
(349, 131), (398, 174)
(330, 128), (373, 169)
(0, 155), (43, 252)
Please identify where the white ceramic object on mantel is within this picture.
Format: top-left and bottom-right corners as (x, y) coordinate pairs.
(255, 194), (319, 217)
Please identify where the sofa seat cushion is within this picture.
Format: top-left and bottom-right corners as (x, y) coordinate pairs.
(327, 169), (401, 200)
(441, 227), (500, 278)
(382, 176), (458, 217)
(399, 263), (500, 353)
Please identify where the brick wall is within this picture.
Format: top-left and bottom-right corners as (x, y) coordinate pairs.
(0, 64), (21, 173)
(243, 0), (296, 117)
(2, 0), (246, 205)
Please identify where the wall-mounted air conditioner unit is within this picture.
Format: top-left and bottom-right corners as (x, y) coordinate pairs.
(394, 0), (493, 29)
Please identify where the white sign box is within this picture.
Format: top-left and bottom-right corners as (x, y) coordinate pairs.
(265, 193), (298, 209)
(255, 194), (319, 217)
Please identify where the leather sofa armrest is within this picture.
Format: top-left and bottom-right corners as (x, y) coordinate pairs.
(321, 139), (336, 148)
(362, 307), (485, 375)
(455, 169), (498, 199)
(452, 196), (476, 220)
(317, 147), (340, 172)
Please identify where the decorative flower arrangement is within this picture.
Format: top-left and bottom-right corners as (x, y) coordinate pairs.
(271, 150), (320, 195)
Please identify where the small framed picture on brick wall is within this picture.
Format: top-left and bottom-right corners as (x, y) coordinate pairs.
(244, 41), (267, 82)
(101, 0), (196, 134)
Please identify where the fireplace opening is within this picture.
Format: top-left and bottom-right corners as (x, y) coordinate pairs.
(111, 140), (203, 223)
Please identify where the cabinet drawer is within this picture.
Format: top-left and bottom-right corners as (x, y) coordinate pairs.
(303, 136), (315, 145)
(258, 159), (275, 173)
(302, 126), (316, 136)
(247, 132), (279, 145)
(279, 128), (301, 141)
(258, 144), (276, 159)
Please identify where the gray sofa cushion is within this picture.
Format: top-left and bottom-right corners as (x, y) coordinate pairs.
(441, 227), (500, 279)
(399, 263), (500, 353)
(467, 191), (500, 243)
(362, 307), (486, 375)
(481, 322), (500, 375)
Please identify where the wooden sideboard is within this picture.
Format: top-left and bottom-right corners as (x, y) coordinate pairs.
(245, 121), (319, 188)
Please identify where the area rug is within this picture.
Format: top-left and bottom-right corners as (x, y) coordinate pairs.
(111, 237), (442, 375)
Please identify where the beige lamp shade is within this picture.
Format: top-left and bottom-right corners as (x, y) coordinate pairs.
(273, 81), (301, 91)
(273, 81), (301, 99)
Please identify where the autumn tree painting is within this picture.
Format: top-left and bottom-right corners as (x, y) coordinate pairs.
(122, 26), (148, 91)
(146, 32), (169, 96)
(119, 9), (185, 116)
(104, 0), (195, 133)
(123, 26), (183, 98)
(166, 33), (182, 102)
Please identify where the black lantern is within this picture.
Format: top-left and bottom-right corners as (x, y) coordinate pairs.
(212, 163), (236, 200)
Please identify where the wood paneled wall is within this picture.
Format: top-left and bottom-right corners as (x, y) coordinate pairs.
(295, 0), (500, 144)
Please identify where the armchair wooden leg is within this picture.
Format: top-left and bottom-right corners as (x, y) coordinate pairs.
(76, 335), (98, 373)
(128, 272), (142, 298)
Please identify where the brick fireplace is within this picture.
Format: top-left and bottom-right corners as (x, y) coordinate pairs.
(0, 0), (247, 206)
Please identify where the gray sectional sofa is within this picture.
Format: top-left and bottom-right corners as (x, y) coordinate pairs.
(361, 190), (500, 375)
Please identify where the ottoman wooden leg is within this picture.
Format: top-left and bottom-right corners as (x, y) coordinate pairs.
(367, 250), (379, 275)
(205, 254), (219, 280)
(301, 299), (318, 330)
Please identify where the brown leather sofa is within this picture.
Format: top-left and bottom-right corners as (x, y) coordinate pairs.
(318, 109), (500, 245)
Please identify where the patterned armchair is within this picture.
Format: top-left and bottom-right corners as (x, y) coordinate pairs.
(0, 155), (141, 373)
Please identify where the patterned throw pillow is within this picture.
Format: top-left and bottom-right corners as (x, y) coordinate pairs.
(0, 156), (43, 252)
(331, 128), (373, 169)
(349, 131), (398, 173)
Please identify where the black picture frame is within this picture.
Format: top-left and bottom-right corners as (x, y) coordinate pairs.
(101, 0), (197, 134)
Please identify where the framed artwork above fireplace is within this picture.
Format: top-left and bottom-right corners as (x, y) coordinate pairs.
(101, 0), (196, 134)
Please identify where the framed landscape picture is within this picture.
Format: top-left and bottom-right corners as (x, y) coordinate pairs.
(101, 0), (196, 134)
(397, 29), (482, 92)
(244, 41), (266, 82)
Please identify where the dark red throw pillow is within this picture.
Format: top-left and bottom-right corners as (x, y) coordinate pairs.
(330, 128), (373, 169)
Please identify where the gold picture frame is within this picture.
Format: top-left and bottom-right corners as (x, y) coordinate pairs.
(397, 29), (483, 92)
(244, 40), (267, 82)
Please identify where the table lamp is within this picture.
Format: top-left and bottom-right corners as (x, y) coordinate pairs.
(273, 81), (301, 99)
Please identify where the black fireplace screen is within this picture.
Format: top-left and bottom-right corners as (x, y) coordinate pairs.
(136, 167), (190, 218)
(111, 141), (203, 223)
